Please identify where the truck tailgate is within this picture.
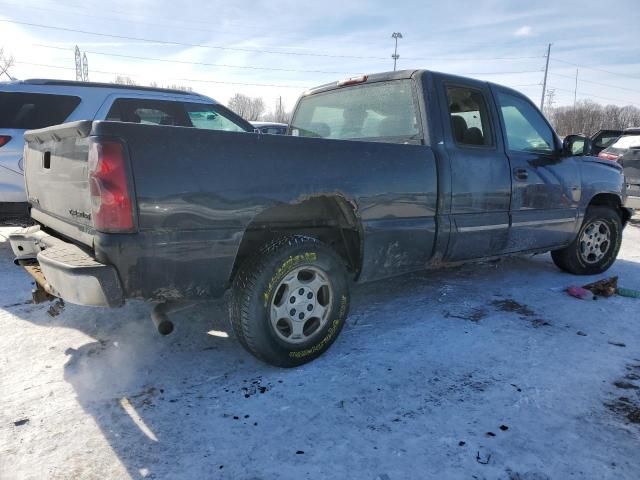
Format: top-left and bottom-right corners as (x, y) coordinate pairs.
(24, 121), (95, 244)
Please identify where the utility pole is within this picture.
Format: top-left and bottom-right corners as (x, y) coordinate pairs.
(391, 32), (403, 71)
(540, 43), (551, 111)
(573, 68), (578, 107)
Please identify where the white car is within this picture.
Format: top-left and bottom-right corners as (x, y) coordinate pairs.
(0, 79), (253, 218)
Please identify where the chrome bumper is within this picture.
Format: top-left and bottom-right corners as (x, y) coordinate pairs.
(9, 225), (124, 307)
(624, 195), (640, 210)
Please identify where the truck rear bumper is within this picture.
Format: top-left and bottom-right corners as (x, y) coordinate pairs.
(624, 195), (640, 209)
(9, 225), (124, 307)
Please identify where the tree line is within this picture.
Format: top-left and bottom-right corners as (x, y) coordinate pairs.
(113, 77), (291, 123)
(546, 100), (640, 137)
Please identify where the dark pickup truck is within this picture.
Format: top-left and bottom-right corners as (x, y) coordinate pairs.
(9, 70), (631, 367)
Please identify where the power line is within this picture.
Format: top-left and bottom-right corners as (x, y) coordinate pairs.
(27, 44), (544, 78)
(551, 71), (638, 94)
(0, 18), (392, 60)
(32, 45), (361, 75)
(13, 61), (310, 88)
(551, 58), (640, 81)
(549, 85), (640, 107)
(4, 18), (546, 64)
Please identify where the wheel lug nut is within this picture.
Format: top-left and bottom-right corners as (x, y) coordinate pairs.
(298, 288), (304, 295)
(307, 292), (313, 299)
(290, 309), (296, 316)
(290, 297), (296, 304)
(298, 312), (305, 320)
(307, 304), (313, 311)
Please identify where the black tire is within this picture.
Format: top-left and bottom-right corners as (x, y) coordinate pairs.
(229, 236), (350, 367)
(551, 206), (622, 275)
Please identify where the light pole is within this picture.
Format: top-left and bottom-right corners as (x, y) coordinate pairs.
(391, 32), (403, 71)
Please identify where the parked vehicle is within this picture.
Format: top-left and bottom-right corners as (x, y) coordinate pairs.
(599, 128), (640, 208)
(0, 79), (253, 218)
(590, 129), (623, 156)
(9, 70), (631, 367)
(251, 121), (288, 135)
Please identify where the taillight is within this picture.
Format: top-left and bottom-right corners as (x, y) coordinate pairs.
(598, 151), (620, 162)
(88, 140), (135, 232)
(0, 135), (11, 147)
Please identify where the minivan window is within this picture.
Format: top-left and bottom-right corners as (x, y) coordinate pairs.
(497, 91), (555, 154)
(290, 80), (420, 142)
(0, 92), (81, 129)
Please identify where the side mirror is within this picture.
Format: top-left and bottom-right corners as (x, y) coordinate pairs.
(563, 134), (591, 156)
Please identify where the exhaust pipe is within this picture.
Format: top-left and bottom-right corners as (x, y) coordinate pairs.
(151, 303), (175, 335)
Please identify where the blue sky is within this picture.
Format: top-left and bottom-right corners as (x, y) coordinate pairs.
(1, 0), (639, 112)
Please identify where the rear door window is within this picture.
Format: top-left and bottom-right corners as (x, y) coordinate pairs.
(0, 92), (81, 129)
(290, 80), (420, 142)
(106, 98), (187, 126)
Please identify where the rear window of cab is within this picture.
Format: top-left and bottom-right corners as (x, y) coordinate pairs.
(290, 80), (420, 143)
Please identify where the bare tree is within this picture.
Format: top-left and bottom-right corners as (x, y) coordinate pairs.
(0, 47), (15, 80)
(227, 93), (265, 121)
(261, 97), (292, 124)
(547, 100), (640, 137)
(114, 75), (138, 86)
(165, 83), (193, 92)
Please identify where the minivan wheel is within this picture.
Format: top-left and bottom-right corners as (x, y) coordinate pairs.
(229, 236), (350, 367)
(551, 206), (622, 275)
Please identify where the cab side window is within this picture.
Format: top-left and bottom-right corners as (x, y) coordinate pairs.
(497, 92), (555, 154)
(446, 86), (494, 147)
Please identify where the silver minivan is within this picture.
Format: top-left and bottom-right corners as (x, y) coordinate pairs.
(0, 79), (253, 217)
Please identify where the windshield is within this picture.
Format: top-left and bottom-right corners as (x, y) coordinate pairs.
(608, 134), (640, 150)
(290, 80), (420, 142)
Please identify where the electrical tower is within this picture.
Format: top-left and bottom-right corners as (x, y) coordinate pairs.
(82, 53), (88, 81)
(75, 46), (82, 81)
(74, 46), (89, 81)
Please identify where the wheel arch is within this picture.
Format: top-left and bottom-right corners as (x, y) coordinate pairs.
(228, 194), (364, 286)
(587, 192), (631, 225)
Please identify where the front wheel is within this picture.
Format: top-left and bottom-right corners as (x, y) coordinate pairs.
(229, 236), (350, 367)
(551, 206), (623, 275)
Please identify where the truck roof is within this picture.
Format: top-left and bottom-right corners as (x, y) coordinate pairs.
(301, 69), (526, 99)
(1, 78), (205, 97)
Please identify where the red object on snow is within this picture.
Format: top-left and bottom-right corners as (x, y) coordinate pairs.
(567, 286), (595, 300)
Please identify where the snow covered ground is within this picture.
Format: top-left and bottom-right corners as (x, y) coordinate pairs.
(1, 222), (639, 480)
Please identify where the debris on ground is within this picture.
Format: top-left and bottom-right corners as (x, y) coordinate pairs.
(616, 287), (640, 299)
(566, 286), (595, 300)
(583, 277), (618, 297)
(47, 299), (65, 317)
(13, 419), (29, 427)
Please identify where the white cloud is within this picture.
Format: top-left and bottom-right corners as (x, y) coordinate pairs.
(513, 26), (533, 37)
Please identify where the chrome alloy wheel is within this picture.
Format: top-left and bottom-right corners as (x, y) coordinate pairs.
(579, 220), (611, 264)
(270, 266), (332, 345)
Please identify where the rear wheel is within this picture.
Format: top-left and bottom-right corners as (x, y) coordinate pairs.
(551, 206), (622, 275)
(229, 236), (350, 367)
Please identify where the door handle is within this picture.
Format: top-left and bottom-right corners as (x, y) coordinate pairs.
(513, 167), (528, 181)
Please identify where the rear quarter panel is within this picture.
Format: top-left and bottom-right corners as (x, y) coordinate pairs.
(91, 122), (438, 300)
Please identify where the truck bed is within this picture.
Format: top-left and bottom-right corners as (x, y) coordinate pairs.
(23, 120), (439, 300)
